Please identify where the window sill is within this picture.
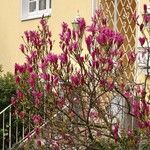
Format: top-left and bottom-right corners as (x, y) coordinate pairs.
(21, 9), (51, 21)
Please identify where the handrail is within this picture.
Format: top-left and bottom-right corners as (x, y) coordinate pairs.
(0, 104), (12, 115)
(13, 105), (68, 149)
(0, 104), (25, 150)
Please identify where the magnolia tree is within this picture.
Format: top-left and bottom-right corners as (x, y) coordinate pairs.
(12, 8), (150, 150)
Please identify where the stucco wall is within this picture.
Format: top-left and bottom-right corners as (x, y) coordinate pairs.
(0, 0), (91, 73)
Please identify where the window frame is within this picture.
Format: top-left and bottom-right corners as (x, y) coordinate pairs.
(21, 0), (51, 21)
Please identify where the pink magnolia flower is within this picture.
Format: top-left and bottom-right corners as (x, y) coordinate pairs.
(15, 63), (26, 74)
(124, 91), (132, 99)
(71, 75), (79, 86)
(132, 100), (141, 117)
(32, 91), (43, 106)
(65, 28), (71, 43)
(99, 79), (106, 86)
(102, 18), (107, 26)
(144, 121), (150, 128)
(144, 4), (147, 14)
(71, 73), (84, 86)
(114, 33), (124, 48)
(59, 53), (68, 64)
(39, 59), (48, 71)
(72, 42), (79, 51)
(131, 12), (139, 22)
(48, 38), (52, 50)
(26, 55), (32, 64)
(91, 49), (99, 60)
(144, 14), (150, 24)
(51, 75), (59, 85)
(72, 29), (76, 40)
(140, 23), (144, 31)
(85, 35), (92, 51)
(19, 111), (26, 119)
(36, 139), (42, 147)
(96, 33), (106, 46)
(77, 18), (86, 33)
(19, 44), (25, 53)
(40, 16), (48, 29)
(56, 98), (65, 108)
(15, 76), (20, 83)
(45, 83), (51, 92)
(27, 65), (33, 73)
(35, 138), (46, 147)
(30, 51), (37, 60)
(24, 31), (30, 42)
(40, 73), (50, 81)
(139, 37), (146, 46)
(95, 9), (101, 18)
(92, 60), (99, 69)
(28, 72), (37, 85)
(107, 81), (114, 91)
(89, 110), (98, 120)
(11, 97), (17, 106)
(47, 53), (58, 64)
(127, 129), (133, 137)
(76, 54), (84, 63)
(138, 121), (145, 129)
(32, 114), (42, 125)
(142, 100), (149, 115)
(34, 127), (41, 135)
(14, 63), (20, 74)
(28, 77), (35, 89)
(141, 88), (146, 97)
(87, 23), (96, 34)
(128, 51), (136, 63)
(16, 90), (24, 100)
(112, 123), (119, 143)
(52, 141), (60, 150)
(120, 83), (125, 91)
(61, 22), (68, 33)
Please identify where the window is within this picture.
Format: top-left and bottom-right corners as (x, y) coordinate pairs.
(21, 0), (51, 21)
(109, 96), (133, 129)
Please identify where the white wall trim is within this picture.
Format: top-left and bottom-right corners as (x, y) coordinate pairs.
(91, 0), (97, 17)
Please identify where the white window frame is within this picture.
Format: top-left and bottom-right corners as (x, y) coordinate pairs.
(21, 0), (51, 21)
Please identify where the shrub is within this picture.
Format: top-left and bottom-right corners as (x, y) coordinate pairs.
(0, 66), (17, 149)
(0, 69), (16, 110)
(13, 8), (150, 150)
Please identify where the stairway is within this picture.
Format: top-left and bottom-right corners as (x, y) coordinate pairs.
(0, 104), (27, 150)
(0, 104), (64, 150)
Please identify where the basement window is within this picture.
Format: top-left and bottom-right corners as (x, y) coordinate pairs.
(21, 0), (51, 21)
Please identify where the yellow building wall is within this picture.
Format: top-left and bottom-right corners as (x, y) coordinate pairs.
(0, 0), (92, 73)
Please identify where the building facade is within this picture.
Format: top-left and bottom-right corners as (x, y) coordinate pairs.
(0, 0), (94, 73)
(0, 0), (149, 75)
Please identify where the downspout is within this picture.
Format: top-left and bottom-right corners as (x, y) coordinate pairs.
(134, 0), (140, 130)
(92, 0), (97, 17)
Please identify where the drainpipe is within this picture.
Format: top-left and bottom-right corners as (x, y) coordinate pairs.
(92, 0), (97, 17)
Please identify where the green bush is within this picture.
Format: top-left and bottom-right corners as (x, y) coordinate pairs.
(0, 66), (16, 111)
(0, 65), (17, 149)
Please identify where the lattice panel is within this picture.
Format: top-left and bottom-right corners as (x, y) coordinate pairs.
(98, 0), (137, 80)
(98, 0), (115, 28)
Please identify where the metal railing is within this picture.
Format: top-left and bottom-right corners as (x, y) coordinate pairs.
(0, 104), (26, 150)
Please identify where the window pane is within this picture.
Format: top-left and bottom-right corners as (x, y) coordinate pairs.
(29, 1), (36, 12)
(39, 0), (46, 10)
(49, 0), (51, 8)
